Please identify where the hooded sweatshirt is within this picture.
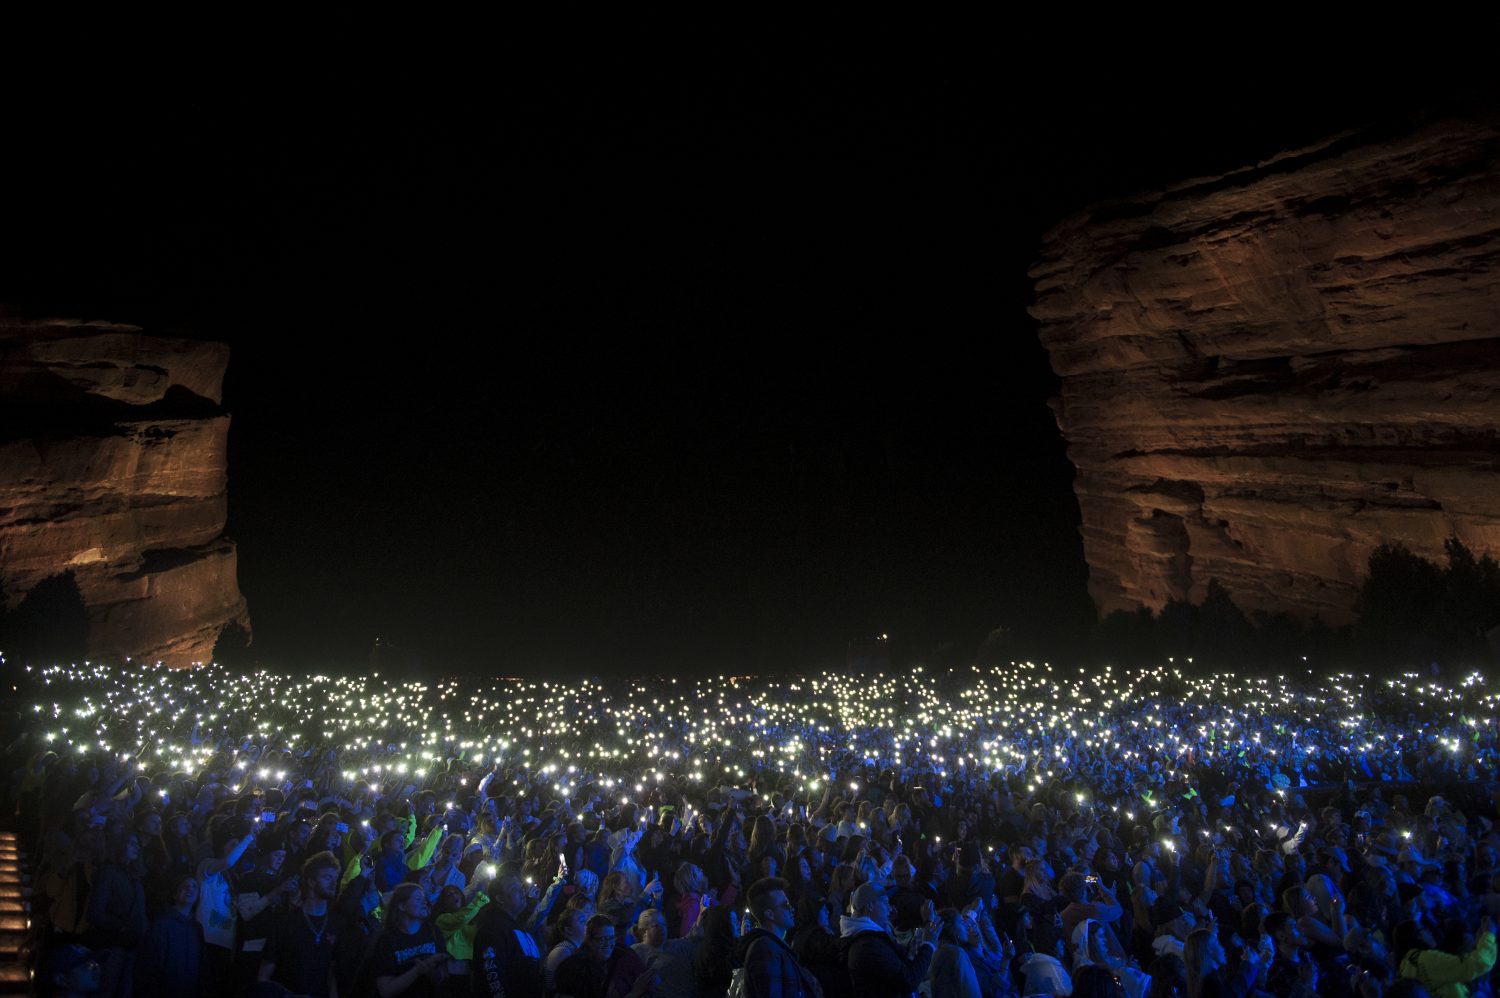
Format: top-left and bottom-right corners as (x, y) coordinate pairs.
(1074, 919), (1153, 998)
(839, 915), (932, 998)
(1399, 926), (1496, 998)
(1019, 952), (1072, 997)
(927, 939), (982, 998)
(1072, 917), (1101, 969)
(1152, 932), (1185, 959)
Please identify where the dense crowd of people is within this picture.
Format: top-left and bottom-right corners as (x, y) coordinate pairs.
(6, 660), (1500, 998)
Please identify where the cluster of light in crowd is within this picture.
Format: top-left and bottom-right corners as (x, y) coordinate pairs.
(16, 658), (1499, 801)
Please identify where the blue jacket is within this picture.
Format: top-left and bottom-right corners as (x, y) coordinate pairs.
(375, 851), (408, 893)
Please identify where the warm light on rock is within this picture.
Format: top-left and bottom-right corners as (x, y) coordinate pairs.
(0, 314), (250, 665)
(1031, 115), (1500, 623)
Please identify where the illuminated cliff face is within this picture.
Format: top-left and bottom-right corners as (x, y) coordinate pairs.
(1030, 116), (1500, 623)
(0, 315), (249, 665)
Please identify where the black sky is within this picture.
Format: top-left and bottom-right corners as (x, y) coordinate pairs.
(5, 20), (1498, 675)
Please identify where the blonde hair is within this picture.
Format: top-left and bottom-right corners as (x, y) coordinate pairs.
(1022, 860), (1055, 900)
(673, 862), (705, 896)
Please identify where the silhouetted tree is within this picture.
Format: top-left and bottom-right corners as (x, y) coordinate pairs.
(1440, 538), (1500, 651)
(1198, 579), (1254, 665)
(1156, 596), (1197, 655)
(1354, 539), (1500, 672)
(1251, 609), (1303, 663)
(1355, 543), (1443, 666)
(211, 621), (253, 670)
(1250, 610), (1349, 670)
(1146, 580), (1253, 672)
(977, 626), (1014, 665)
(1094, 606), (1159, 666)
(1086, 582), (1355, 674)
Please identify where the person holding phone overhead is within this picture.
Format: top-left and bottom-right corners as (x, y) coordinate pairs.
(196, 814), (261, 992)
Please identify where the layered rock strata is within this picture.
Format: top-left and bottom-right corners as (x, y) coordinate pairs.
(0, 315), (249, 664)
(1031, 115), (1500, 624)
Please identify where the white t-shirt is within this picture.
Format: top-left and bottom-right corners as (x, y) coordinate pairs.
(196, 869), (235, 950)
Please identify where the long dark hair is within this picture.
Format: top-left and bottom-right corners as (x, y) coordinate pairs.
(1147, 954), (1187, 998)
(785, 848), (817, 902)
(789, 894), (829, 953)
(161, 814), (196, 873)
(336, 874), (379, 933)
(384, 883), (424, 931)
(104, 832), (145, 879)
(693, 904), (738, 994)
(1391, 919), (1425, 964)
(747, 816), (777, 864)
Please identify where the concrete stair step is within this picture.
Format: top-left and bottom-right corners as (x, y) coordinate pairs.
(0, 826), (33, 994)
(0, 964), (32, 994)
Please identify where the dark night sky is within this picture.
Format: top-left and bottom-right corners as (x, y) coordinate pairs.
(5, 20), (1498, 675)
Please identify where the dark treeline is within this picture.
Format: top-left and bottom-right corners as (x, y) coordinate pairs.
(975, 540), (1500, 679)
(9, 541), (1500, 681)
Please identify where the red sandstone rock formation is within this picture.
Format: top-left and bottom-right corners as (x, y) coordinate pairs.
(0, 315), (249, 665)
(1031, 115), (1500, 624)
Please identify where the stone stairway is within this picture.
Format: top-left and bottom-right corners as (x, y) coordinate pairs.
(0, 827), (33, 995)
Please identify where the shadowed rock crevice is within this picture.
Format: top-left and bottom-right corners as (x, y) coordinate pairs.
(0, 571), (88, 666)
